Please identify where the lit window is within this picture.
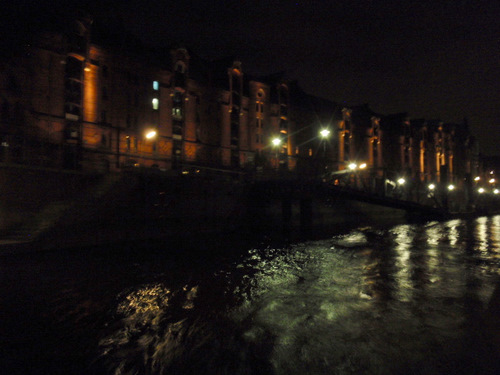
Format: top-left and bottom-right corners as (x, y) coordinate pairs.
(152, 98), (159, 110)
(153, 81), (159, 90)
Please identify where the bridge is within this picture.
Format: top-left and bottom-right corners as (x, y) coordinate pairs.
(249, 175), (464, 226)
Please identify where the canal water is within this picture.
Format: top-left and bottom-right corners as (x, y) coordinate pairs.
(2, 216), (500, 374)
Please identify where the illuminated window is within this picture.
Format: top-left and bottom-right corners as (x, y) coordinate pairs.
(153, 81), (159, 90)
(152, 98), (159, 110)
(172, 91), (183, 119)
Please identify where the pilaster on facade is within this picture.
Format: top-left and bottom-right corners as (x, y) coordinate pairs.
(368, 116), (383, 175)
(338, 108), (353, 170)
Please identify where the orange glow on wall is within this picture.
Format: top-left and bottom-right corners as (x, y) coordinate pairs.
(83, 63), (98, 123)
(184, 142), (197, 162)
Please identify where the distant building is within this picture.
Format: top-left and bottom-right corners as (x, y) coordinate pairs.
(0, 10), (481, 191)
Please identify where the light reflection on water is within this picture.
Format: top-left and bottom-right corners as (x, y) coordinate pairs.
(97, 217), (500, 374)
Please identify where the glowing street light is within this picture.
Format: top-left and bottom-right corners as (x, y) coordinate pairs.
(494, 189), (499, 194)
(397, 178), (406, 185)
(448, 184), (455, 191)
(145, 130), (157, 139)
(474, 176), (480, 182)
(428, 183), (436, 190)
(489, 178), (496, 184)
(272, 137), (281, 146)
(320, 129), (330, 138)
(348, 163), (357, 170)
(478, 187), (485, 194)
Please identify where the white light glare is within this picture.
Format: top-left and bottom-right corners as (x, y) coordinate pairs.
(320, 129), (330, 138)
(478, 187), (485, 194)
(272, 138), (281, 146)
(146, 130), (157, 139)
(359, 163), (367, 169)
(348, 163), (357, 170)
(397, 178), (406, 185)
(428, 183), (436, 190)
(448, 184), (455, 191)
(494, 189), (499, 194)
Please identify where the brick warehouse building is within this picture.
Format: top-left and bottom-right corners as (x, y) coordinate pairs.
(0, 12), (485, 191)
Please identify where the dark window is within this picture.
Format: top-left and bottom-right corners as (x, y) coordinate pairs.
(174, 63), (186, 87)
(280, 104), (288, 117)
(172, 91), (183, 119)
(173, 120), (183, 136)
(102, 65), (108, 78)
(231, 150), (239, 168)
(66, 57), (82, 81)
(65, 79), (82, 104)
(64, 103), (81, 117)
(344, 136), (350, 161)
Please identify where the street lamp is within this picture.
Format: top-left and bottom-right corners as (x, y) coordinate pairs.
(272, 137), (281, 169)
(320, 129), (330, 138)
(145, 130), (157, 139)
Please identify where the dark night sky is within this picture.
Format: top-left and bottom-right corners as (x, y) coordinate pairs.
(8, 0), (500, 155)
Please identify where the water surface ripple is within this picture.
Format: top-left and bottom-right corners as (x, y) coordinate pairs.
(2, 216), (500, 374)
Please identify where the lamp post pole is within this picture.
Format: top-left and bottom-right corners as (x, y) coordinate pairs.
(272, 137), (281, 170)
(320, 129), (330, 158)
